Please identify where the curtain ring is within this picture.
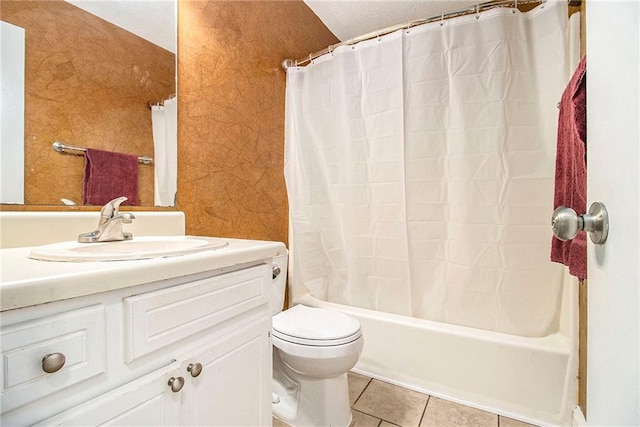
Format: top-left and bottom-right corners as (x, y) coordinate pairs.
(440, 13), (445, 26)
(475, 4), (480, 19)
(513, 0), (518, 13)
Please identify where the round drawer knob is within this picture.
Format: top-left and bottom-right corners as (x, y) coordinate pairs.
(168, 376), (185, 393)
(42, 353), (66, 374)
(187, 363), (203, 378)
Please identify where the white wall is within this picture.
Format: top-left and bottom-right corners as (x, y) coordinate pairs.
(586, 1), (640, 425)
(0, 21), (25, 204)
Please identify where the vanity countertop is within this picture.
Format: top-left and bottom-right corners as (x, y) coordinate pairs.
(0, 238), (287, 311)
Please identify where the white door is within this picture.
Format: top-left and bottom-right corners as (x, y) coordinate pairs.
(586, 2), (639, 425)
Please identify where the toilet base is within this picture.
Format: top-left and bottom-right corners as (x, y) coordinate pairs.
(272, 351), (353, 427)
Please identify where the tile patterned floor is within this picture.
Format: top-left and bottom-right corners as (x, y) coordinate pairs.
(274, 372), (539, 427)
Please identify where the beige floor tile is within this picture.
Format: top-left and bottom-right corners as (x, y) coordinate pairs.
(353, 379), (429, 427)
(351, 409), (382, 427)
(348, 372), (372, 405)
(380, 422), (401, 427)
(499, 416), (539, 427)
(272, 416), (292, 427)
(420, 397), (497, 427)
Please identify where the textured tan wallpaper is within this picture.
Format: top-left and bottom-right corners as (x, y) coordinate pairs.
(177, 0), (338, 244)
(2, 0), (175, 206)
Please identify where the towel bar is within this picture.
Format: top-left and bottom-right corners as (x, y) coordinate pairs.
(52, 141), (153, 165)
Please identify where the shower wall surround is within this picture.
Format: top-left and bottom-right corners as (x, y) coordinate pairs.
(177, 0), (338, 243)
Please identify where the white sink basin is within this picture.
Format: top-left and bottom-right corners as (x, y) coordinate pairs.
(29, 236), (228, 262)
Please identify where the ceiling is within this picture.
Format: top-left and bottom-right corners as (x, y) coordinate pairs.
(304, 0), (479, 41)
(64, 0), (176, 53)
(63, 0), (480, 54)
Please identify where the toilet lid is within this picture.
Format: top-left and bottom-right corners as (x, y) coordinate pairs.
(272, 305), (361, 346)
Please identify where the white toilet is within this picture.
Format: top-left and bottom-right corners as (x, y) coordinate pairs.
(270, 254), (364, 427)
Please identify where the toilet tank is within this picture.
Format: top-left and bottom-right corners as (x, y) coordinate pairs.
(270, 253), (288, 316)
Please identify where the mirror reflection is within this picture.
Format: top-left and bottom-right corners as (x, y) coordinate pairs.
(0, 0), (176, 207)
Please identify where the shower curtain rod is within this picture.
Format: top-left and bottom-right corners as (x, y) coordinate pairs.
(52, 141), (153, 165)
(282, 0), (549, 70)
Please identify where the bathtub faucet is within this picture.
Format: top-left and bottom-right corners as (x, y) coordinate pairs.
(78, 196), (135, 243)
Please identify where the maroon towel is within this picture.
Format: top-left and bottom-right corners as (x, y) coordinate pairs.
(551, 56), (587, 279)
(83, 148), (139, 206)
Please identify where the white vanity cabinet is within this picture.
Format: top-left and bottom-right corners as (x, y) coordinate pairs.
(0, 261), (274, 427)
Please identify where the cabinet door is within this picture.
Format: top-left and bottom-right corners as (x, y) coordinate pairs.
(181, 316), (272, 427)
(37, 361), (182, 426)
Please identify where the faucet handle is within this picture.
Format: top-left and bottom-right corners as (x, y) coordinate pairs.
(100, 196), (128, 220)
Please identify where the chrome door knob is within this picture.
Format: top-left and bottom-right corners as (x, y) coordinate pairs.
(551, 207), (581, 241)
(551, 202), (609, 244)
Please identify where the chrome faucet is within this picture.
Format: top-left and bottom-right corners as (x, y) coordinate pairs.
(78, 197), (135, 243)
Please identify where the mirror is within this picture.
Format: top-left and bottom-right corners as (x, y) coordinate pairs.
(0, 0), (176, 207)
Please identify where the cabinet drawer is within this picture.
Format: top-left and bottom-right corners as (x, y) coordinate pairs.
(124, 264), (269, 362)
(0, 305), (106, 413)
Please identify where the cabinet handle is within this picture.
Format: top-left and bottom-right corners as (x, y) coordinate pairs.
(168, 376), (185, 392)
(42, 353), (66, 374)
(272, 263), (282, 280)
(187, 362), (203, 378)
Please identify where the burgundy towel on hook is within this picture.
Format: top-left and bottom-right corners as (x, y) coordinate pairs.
(83, 148), (140, 206)
(551, 56), (587, 279)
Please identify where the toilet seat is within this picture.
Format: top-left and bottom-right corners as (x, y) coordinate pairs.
(272, 305), (362, 347)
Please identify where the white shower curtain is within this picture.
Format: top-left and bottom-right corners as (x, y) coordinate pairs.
(152, 96), (177, 206)
(285, 0), (573, 337)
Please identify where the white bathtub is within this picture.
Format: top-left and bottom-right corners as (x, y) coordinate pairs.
(295, 272), (578, 427)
